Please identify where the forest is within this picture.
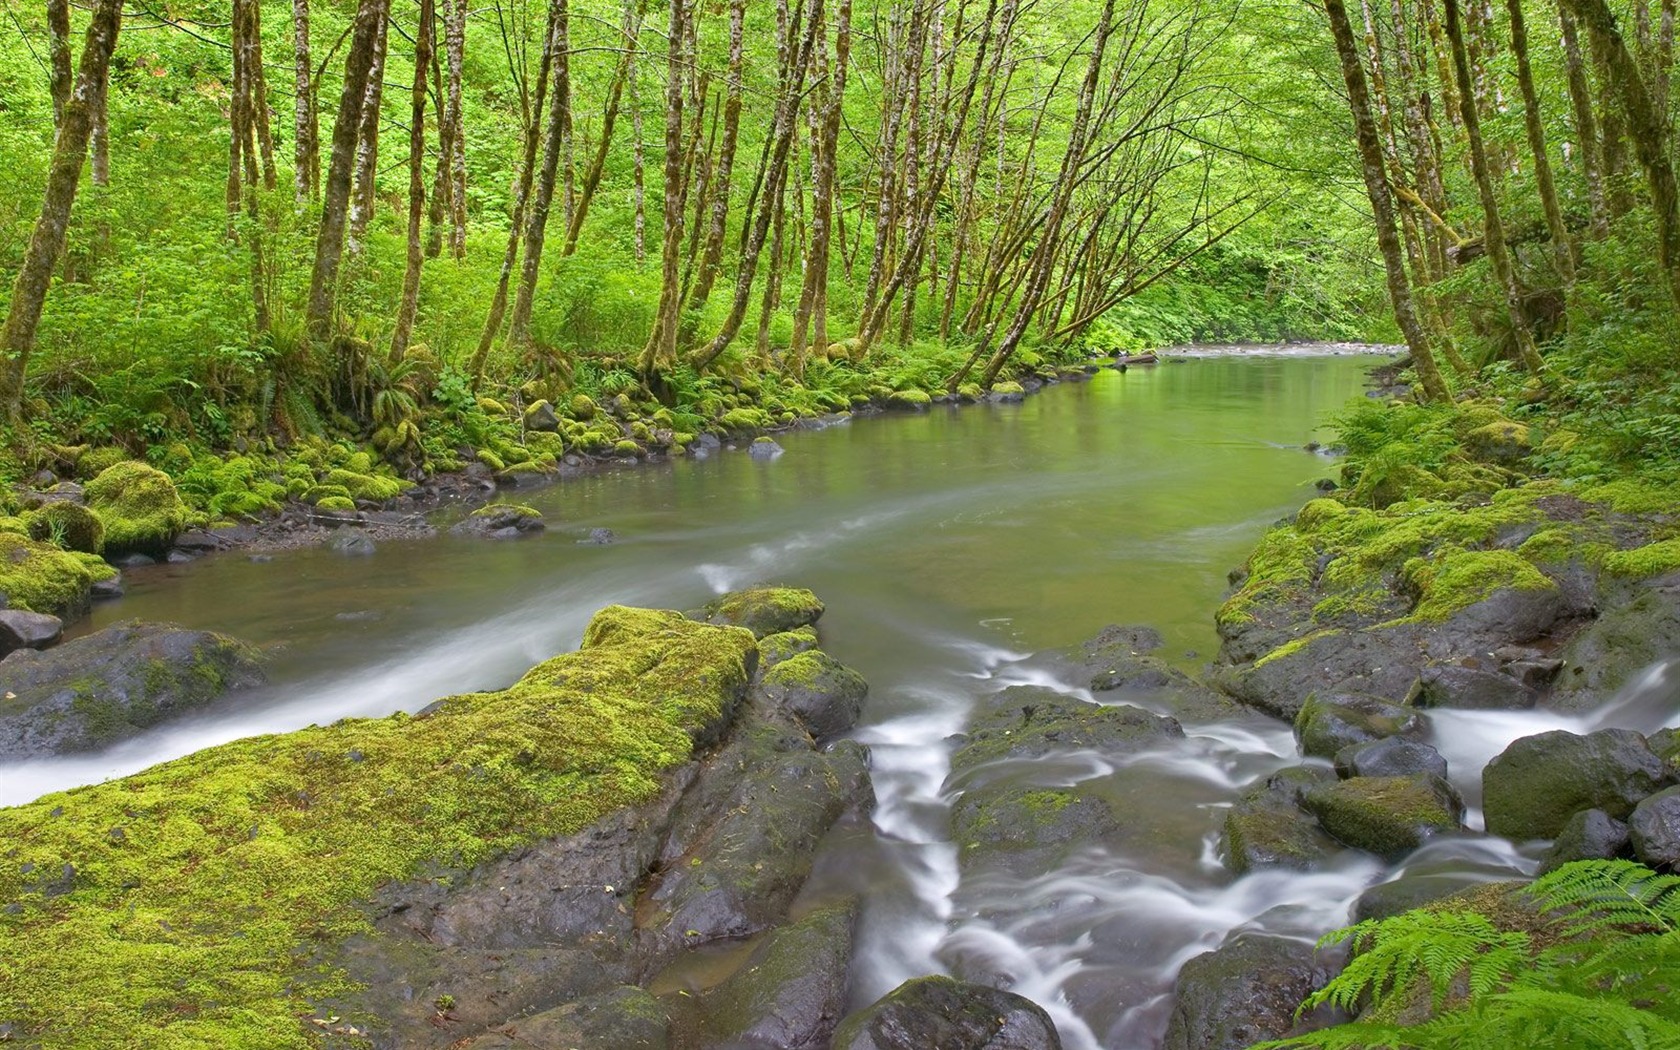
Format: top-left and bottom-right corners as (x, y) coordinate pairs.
(3, 0), (1680, 1047)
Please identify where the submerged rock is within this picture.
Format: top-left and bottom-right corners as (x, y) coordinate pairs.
(1163, 933), (1345, 1050)
(951, 686), (1183, 768)
(832, 975), (1061, 1050)
(689, 901), (857, 1050)
(0, 620), (264, 759)
(1482, 728), (1670, 841)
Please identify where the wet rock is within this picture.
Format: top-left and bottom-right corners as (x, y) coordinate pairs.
(832, 975), (1061, 1050)
(166, 550), (196, 564)
(1333, 738), (1448, 781)
(691, 901), (856, 1050)
(753, 650), (868, 742)
(524, 400), (560, 433)
(451, 504), (545, 538)
(90, 573), (125, 599)
(330, 532), (377, 556)
(1629, 786), (1680, 868)
(1223, 628), (1424, 721)
(1483, 729), (1670, 841)
(1163, 932), (1345, 1050)
(1539, 809), (1631, 875)
(952, 784), (1127, 877)
(749, 437), (784, 459)
(1293, 692), (1426, 760)
(1551, 580), (1680, 712)
(458, 986), (668, 1050)
(0, 620), (264, 758)
(1506, 658), (1564, 691)
(1410, 664), (1537, 711)
(951, 686), (1183, 769)
(1354, 876), (1485, 923)
(1301, 775), (1463, 860)
(639, 739), (871, 960)
(583, 527), (616, 545)
(700, 587), (824, 638)
(0, 609), (64, 657)
(1223, 772), (1341, 876)
(111, 552), (156, 569)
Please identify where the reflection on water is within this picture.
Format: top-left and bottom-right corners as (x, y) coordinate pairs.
(16, 351), (1670, 1048)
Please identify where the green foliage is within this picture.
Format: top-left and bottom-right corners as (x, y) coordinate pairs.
(1255, 861), (1680, 1050)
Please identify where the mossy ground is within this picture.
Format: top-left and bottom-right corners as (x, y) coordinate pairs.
(0, 605), (755, 1049)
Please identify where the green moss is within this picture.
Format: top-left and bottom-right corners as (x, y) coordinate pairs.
(717, 407), (772, 432)
(700, 587), (825, 638)
(1579, 478), (1680, 515)
(74, 447), (130, 481)
(83, 461), (189, 556)
(991, 381), (1025, 395)
(613, 439), (642, 457)
(476, 449), (506, 472)
(314, 496), (356, 512)
(0, 533), (116, 615)
(1302, 776), (1459, 860)
(756, 626), (818, 666)
(569, 394), (598, 420)
(1401, 548), (1557, 623)
(477, 397), (509, 415)
(1216, 525), (1318, 629)
(25, 501), (105, 555)
(0, 605), (755, 1049)
(1601, 538), (1680, 579)
(302, 483), (353, 505)
(0, 515), (29, 536)
(470, 502), (541, 521)
(1253, 628), (1342, 669)
(322, 468), (408, 503)
(887, 389), (932, 408)
(523, 430), (565, 457)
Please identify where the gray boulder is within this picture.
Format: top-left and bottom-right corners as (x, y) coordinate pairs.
(1629, 786), (1680, 869)
(693, 901), (856, 1049)
(1410, 664), (1537, 711)
(0, 621), (264, 759)
(0, 609), (64, 657)
(700, 587), (824, 638)
(753, 650), (868, 742)
(1539, 809), (1632, 875)
(1293, 692), (1426, 760)
(1163, 933), (1344, 1050)
(1482, 729), (1671, 841)
(1333, 738), (1449, 781)
(1222, 767), (1340, 876)
(832, 976), (1061, 1050)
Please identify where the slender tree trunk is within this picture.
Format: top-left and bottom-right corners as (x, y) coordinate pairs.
(293, 0), (318, 202)
(305, 0), (389, 336)
(1506, 0), (1574, 287)
(1321, 0), (1449, 401)
(348, 13), (390, 254)
(1564, 0), (1680, 308)
(631, 18), (647, 265)
(1591, 28), (1632, 217)
(0, 0), (124, 418)
(565, 0), (643, 256)
(248, 2), (279, 190)
(445, 0), (467, 257)
(1559, 6), (1609, 237)
(509, 0), (574, 348)
(470, 0), (558, 384)
(682, 0), (747, 316)
(426, 41), (452, 258)
(554, 0), (574, 233)
(391, 0), (434, 362)
(638, 0), (689, 376)
(792, 0), (852, 371)
(47, 0), (72, 128)
(228, 0), (250, 239)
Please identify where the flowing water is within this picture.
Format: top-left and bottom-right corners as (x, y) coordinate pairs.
(6, 347), (1679, 1049)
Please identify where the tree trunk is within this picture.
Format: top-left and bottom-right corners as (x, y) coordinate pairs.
(682, 0), (747, 314)
(1321, 0), (1449, 401)
(565, 0), (643, 256)
(348, 12), (390, 254)
(305, 0), (389, 337)
(227, 0), (250, 239)
(1564, 0), (1680, 308)
(791, 0), (852, 371)
(426, 40), (452, 259)
(47, 0), (71, 128)
(509, 0), (573, 348)
(0, 0), (124, 418)
(631, 16), (647, 265)
(1506, 0), (1574, 287)
(445, 0), (467, 257)
(248, 1), (279, 191)
(1559, 6), (1609, 237)
(292, 0), (318, 202)
(391, 0), (435, 362)
(637, 0), (689, 377)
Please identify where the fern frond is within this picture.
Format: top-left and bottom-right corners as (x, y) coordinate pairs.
(1300, 911), (1528, 1015)
(1248, 1020), (1419, 1050)
(1531, 859), (1680, 937)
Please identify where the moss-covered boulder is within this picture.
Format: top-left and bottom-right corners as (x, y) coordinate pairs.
(988, 381), (1026, 403)
(0, 606), (757, 1048)
(1162, 932), (1346, 1050)
(700, 586), (824, 638)
(951, 686), (1183, 769)
(1550, 584), (1680, 713)
(1538, 808), (1632, 875)
(84, 460), (190, 556)
(322, 467), (409, 503)
(24, 500), (105, 555)
(1301, 775), (1463, 860)
(0, 620), (264, 759)
(1482, 728), (1670, 841)
(757, 626), (819, 669)
(524, 399), (560, 433)
(886, 389), (932, 410)
(1222, 766), (1341, 876)
(0, 532), (117, 617)
(1463, 420), (1532, 466)
(1293, 692), (1427, 760)
(753, 650), (868, 742)
(832, 975), (1061, 1050)
(451, 503), (546, 539)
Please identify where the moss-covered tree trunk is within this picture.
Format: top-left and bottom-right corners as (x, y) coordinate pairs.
(564, 0), (640, 257)
(638, 0), (690, 377)
(0, 0), (123, 419)
(509, 0), (573, 349)
(291, 0), (317, 203)
(790, 0), (852, 372)
(1558, 6), (1608, 238)
(445, 0), (467, 258)
(1444, 0), (1545, 375)
(47, 0), (71, 128)
(1322, 0), (1449, 402)
(1507, 0), (1575, 288)
(346, 12), (389, 257)
(680, 0), (745, 321)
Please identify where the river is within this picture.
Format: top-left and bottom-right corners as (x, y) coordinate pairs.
(2, 347), (1570, 1049)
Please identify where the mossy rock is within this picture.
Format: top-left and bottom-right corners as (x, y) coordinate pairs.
(476, 396), (509, 416)
(523, 430), (565, 458)
(1482, 728), (1670, 840)
(613, 439), (643, 458)
(754, 650), (868, 741)
(315, 496), (357, 512)
(0, 605), (756, 1047)
(0, 532), (117, 617)
(25, 501), (105, 555)
(322, 468), (408, 503)
(74, 446), (130, 481)
(1293, 692), (1427, 760)
(569, 394), (599, 421)
(717, 407), (773, 432)
(83, 461), (189, 557)
(956, 383), (983, 403)
(886, 389), (932, 410)
(524, 399), (560, 432)
(989, 381), (1026, 402)
(757, 626), (819, 669)
(1301, 775), (1463, 860)
(832, 976), (1060, 1050)
(0, 515), (29, 536)
(951, 785), (1125, 876)
(696, 901), (856, 1049)
(1463, 421), (1532, 466)
(302, 483), (354, 505)
(951, 687), (1182, 770)
(700, 587), (824, 638)
(476, 449), (507, 472)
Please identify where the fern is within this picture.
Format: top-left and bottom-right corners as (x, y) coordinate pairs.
(1530, 858), (1680, 937)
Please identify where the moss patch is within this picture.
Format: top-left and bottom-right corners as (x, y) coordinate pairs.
(0, 533), (117, 615)
(24, 501), (105, 555)
(0, 605), (755, 1048)
(84, 461), (191, 556)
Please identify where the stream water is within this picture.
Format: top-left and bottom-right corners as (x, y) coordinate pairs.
(7, 347), (1678, 1049)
